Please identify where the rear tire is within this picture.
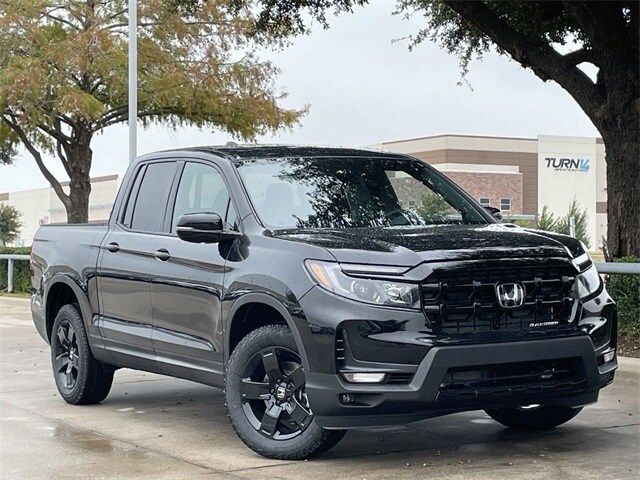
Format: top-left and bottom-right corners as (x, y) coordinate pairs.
(225, 324), (346, 459)
(485, 405), (583, 431)
(50, 304), (114, 405)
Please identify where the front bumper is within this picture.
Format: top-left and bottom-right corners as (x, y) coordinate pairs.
(307, 335), (616, 429)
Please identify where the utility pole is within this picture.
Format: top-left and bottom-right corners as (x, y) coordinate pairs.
(128, 0), (137, 163)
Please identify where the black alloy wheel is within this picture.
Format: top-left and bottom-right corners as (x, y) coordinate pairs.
(225, 324), (346, 459)
(50, 304), (115, 405)
(240, 346), (312, 439)
(53, 321), (80, 390)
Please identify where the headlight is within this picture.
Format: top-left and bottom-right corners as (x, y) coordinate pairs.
(305, 260), (420, 308)
(575, 262), (602, 299)
(573, 246), (602, 300)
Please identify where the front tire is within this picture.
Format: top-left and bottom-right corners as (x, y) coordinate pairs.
(225, 325), (346, 459)
(485, 405), (583, 431)
(50, 304), (114, 405)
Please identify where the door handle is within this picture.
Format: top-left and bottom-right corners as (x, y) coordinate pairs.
(106, 242), (119, 253)
(154, 249), (171, 261)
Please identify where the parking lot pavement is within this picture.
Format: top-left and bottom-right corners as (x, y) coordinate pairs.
(1, 296), (638, 480)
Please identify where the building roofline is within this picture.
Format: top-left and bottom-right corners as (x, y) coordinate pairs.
(380, 133), (538, 145)
(1, 174), (119, 196)
(380, 133), (603, 146)
(59, 173), (118, 188)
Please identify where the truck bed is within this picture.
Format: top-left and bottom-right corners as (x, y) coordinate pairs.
(32, 223), (110, 290)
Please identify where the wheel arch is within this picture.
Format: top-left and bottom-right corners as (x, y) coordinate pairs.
(226, 293), (310, 371)
(44, 275), (92, 342)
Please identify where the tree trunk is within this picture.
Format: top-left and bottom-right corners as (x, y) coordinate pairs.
(66, 169), (92, 223)
(63, 134), (93, 224)
(601, 122), (640, 259)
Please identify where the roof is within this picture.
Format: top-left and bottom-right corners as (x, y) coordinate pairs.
(379, 133), (537, 145)
(183, 144), (405, 161)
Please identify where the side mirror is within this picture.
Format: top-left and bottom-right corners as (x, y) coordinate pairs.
(176, 212), (240, 243)
(483, 206), (503, 221)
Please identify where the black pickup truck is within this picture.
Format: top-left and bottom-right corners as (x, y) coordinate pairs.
(30, 145), (617, 459)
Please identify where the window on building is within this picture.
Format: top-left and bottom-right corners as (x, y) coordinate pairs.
(479, 198), (490, 207)
(500, 198), (511, 212)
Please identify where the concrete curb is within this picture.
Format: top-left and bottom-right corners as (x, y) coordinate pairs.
(0, 295), (31, 306)
(617, 356), (640, 375)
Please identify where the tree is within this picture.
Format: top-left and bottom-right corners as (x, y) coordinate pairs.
(0, 203), (21, 246)
(226, 0), (639, 258)
(555, 199), (591, 248)
(0, 0), (304, 223)
(537, 205), (557, 232)
(536, 200), (591, 248)
(416, 191), (452, 220)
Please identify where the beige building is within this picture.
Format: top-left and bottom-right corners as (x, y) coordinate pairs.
(374, 134), (607, 248)
(0, 174), (120, 246)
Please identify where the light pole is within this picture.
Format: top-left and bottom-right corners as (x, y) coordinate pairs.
(128, 0), (137, 163)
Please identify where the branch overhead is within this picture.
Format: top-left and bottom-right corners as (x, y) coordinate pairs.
(442, 0), (604, 119)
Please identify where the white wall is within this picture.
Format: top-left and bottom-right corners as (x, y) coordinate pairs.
(537, 135), (598, 248)
(1, 176), (119, 246)
(2, 188), (50, 246)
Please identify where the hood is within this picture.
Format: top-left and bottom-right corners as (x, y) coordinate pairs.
(271, 224), (583, 266)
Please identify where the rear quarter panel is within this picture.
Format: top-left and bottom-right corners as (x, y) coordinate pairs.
(31, 224), (109, 346)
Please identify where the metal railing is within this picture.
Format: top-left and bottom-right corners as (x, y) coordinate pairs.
(0, 254), (638, 295)
(0, 254), (29, 293)
(596, 262), (640, 275)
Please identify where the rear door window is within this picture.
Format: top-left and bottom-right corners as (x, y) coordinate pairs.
(130, 162), (176, 232)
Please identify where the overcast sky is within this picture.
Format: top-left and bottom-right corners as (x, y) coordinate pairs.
(0, 2), (599, 193)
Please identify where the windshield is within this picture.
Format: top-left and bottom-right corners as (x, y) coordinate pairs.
(236, 156), (489, 230)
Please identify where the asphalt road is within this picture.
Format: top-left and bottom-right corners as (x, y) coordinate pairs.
(1, 296), (639, 480)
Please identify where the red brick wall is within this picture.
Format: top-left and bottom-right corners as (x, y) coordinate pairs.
(442, 171), (524, 214)
(414, 149), (537, 215)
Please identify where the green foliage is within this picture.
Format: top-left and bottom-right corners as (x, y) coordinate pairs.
(0, 1), (304, 150)
(0, 121), (18, 164)
(506, 217), (535, 229)
(0, 204), (21, 246)
(416, 191), (451, 220)
(536, 201), (591, 248)
(537, 205), (557, 233)
(555, 199), (591, 248)
(0, 246), (31, 293)
(606, 256), (640, 336)
(395, 1), (585, 76)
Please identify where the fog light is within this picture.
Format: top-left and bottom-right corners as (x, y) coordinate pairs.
(340, 393), (356, 404)
(341, 372), (386, 383)
(602, 349), (615, 363)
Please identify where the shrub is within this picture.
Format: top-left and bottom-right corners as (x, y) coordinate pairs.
(0, 204), (22, 246)
(606, 256), (640, 336)
(0, 246), (31, 293)
(536, 201), (591, 248)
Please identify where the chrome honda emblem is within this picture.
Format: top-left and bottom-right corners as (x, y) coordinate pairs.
(496, 283), (525, 308)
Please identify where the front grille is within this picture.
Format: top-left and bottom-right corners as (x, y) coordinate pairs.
(437, 358), (586, 405)
(421, 259), (576, 336)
